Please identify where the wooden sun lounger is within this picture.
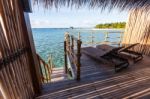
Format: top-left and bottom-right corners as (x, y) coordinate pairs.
(82, 47), (129, 72)
(96, 43), (143, 63)
(82, 47), (113, 64)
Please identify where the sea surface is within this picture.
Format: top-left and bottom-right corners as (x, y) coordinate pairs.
(32, 28), (124, 67)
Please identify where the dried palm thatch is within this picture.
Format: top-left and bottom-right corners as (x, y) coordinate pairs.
(33, 0), (150, 10)
(122, 8), (150, 55)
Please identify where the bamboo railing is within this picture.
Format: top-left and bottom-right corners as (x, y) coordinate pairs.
(75, 31), (124, 47)
(64, 33), (82, 80)
(36, 54), (55, 83)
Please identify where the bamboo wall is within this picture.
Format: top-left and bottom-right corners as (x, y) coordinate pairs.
(122, 8), (150, 56)
(0, 0), (38, 99)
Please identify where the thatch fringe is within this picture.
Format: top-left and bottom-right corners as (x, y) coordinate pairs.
(33, 0), (150, 10)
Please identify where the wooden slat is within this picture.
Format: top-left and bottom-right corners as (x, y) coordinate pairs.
(36, 63), (150, 99)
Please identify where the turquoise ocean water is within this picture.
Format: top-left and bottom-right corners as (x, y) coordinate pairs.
(32, 28), (124, 67)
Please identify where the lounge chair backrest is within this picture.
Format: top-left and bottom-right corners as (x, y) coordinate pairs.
(82, 47), (107, 57)
(118, 43), (139, 53)
(96, 44), (123, 54)
(82, 47), (113, 64)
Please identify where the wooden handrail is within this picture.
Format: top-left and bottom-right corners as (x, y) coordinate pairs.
(64, 33), (82, 80)
(36, 54), (54, 83)
(72, 31), (124, 46)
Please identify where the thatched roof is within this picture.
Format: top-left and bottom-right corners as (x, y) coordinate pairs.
(33, 0), (150, 10)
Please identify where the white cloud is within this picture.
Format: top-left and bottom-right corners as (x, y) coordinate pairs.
(30, 20), (55, 28)
(30, 19), (74, 28)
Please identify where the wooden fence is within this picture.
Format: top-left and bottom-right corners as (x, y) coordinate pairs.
(64, 33), (82, 80)
(0, 0), (40, 98)
(72, 32), (124, 47)
(122, 8), (150, 56)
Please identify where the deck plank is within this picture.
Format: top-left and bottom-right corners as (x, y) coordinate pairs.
(36, 55), (150, 99)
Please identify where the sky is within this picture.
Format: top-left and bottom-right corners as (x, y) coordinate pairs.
(29, 4), (129, 28)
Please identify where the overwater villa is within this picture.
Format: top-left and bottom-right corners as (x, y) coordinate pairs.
(1, 0), (150, 99)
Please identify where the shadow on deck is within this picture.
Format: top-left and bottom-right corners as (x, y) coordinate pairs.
(36, 54), (150, 99)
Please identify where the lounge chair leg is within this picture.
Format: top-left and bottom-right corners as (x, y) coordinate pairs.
(133, 55), (143, 63)
(115, 67), (120, 72)
(115, 60), (129, 73)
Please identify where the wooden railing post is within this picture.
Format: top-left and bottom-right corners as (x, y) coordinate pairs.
(48, 54), (54, 73)
(64, 32), (70, 74)
(91, 32), (94, 44)
(76, 40), (82, 81)
(78, 32), (81, 40)
(71, 36), (74, 51)
(64, 41), (68, 74)
(119, 32), (124, 47)
(104, 32), (109, 42)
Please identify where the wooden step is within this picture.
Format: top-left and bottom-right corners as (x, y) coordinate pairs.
(51, 76), (67, 82)
(50, 67), (68, 83)
(52, 70), (64, 74)
(52, 67), (64, 71)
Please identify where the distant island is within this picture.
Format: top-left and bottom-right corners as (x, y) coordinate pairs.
(95, 22), (126, 29)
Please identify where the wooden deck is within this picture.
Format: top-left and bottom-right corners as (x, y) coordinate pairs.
(36, 54), (150, 99)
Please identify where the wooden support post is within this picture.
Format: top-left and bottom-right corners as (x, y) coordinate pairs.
(71, 36), (74, 52)
(64, 41), (68, 74)
(78, 32), (81, 40)
(48, 54), (53, 73)
(104, 32), (108, 42)
(48, 57), (52, 73)
(76, 40), (82, 81)
(91, 32), (94, 45)
(119, 32), (124, 47)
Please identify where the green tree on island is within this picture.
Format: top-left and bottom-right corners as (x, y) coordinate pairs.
(95, 22), (126, 29)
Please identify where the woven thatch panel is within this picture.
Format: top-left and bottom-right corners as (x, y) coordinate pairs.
(0, 0), (35, 99)
(122, 8), (150, 56)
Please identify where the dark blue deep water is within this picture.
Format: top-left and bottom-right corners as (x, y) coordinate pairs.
(32, 28), (124, 67)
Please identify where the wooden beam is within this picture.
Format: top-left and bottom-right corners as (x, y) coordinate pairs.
(18, 2), (41, 94)
(22, 13), (41, 94)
